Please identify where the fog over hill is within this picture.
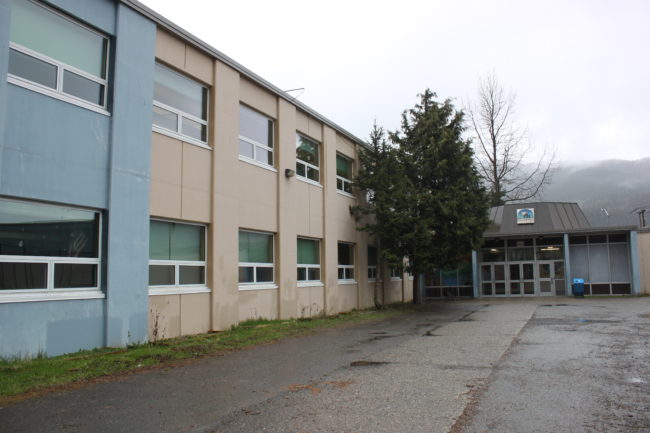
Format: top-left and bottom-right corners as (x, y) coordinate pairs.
(538, 158), (650, 227)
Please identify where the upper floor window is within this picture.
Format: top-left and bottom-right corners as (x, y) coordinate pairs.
(367, 246), (378, 281)
(239, 104), (274, 167)
(149, 220), (206, 288)
(0, 198), (100, 292)
(390, 267), (403, 280)
(239, 230), (274, 286)
(296, 134), (320, 183)
(8, 0), (109, 111)
(153, 63), (208, 145)
(337, 242), (355, 281)
(336, 154), (353, 194)
(297, 238), (320, 283)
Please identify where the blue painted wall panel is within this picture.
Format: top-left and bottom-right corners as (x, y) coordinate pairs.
(104, 3), (155, 347)
(0, 299), (105, 358)
(2, 86), (110, 208)
(0, 0), (157, 358)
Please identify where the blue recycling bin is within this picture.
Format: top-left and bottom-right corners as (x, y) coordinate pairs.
(572, 278), (585, 297)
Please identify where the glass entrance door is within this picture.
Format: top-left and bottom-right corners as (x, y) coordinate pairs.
(509, 262), (535, 296)
(537, 261), (566, 296)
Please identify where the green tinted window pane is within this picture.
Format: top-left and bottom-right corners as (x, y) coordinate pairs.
(179, 265), (205, 285)
(149, 220), (171, 260)
(307, 166), (319, 182)
(182, 117), (206, 142)
(149, 265), (174, 285)
(238, 266), (253, 283)
(62, 69), (104, 105)
(0, 198), (98, 258)
(297, 238), (319, 265)
(153, 105), (178, 132)
(54, 263), (96, 288)
(11, 0), (107, 78)
(239, 231), (272, 263)
(154, 64), (206, 120)
(9, 48), (57, 88)
(336, 154), (352, 179)
(172, 223), (204, 261)
(0, 262), (47, 290)
(296, 135), (319, 165)
(240, 105), (273, 147)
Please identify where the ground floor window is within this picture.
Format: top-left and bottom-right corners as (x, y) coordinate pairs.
(149, 220), (206, 287)
(337, 242), (355, 281)
(297, 237), (320, 283)
(569, 234), (631, 295)
(367, 246), (378, 281)
(239, 230), (274, 285)
(0, 197), (100, 292)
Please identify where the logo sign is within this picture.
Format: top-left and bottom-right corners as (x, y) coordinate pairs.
(516, 208), (535, 224)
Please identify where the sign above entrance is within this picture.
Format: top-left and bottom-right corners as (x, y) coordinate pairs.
(516, 208), (535, 224)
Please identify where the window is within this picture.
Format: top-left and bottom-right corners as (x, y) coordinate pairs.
(336, 154), (353, 194)
(239, 230), (274, 285)
(8, 0), (109, 110)
(239, 104), (274, 167)
(0, 198), (100, 292)
(337, 242), (355, 281)
(296, 134), (320, 183)
(367, 246), (378, 280)
(297, 238), (320, 283)
(153, 63), (208, 144)
(148, 220), (206, 287)
(390, 267), (402, 280)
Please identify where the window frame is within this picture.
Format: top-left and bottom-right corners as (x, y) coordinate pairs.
(337, 242), (355, 282)
(7, 0), (110, 114)
(238, 104), (275, 169)
(336, 153), (354, 196)
(297, 237), (321, 285)
(148, 219), (208, 294)
(238, 229), (276, 289)
(152, 62), (209, 148)
(296, 133), (321, 185)
(0, 197), (102, 302)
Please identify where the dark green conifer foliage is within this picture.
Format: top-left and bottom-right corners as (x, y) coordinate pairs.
(353, 90), (489, 278)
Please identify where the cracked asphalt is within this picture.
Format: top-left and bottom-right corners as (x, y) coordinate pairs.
(2, 297), (649, 433)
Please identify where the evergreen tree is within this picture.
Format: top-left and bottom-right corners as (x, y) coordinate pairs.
(353, 90), (489, 287)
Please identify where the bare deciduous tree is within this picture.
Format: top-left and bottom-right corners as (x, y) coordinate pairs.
(466, 73), (555, 206)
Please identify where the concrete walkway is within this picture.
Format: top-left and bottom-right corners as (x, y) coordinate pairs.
(5, 297), (647, 433)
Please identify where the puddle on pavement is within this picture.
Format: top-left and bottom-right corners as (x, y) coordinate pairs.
(350, 360), (390, 367)
(627, 377), (646, 384)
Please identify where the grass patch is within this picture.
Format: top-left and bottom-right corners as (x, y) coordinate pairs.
(0, 304), (410, 404)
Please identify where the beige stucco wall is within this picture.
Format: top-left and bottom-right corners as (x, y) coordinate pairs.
(638, 232), (650, 294)
(148, 29), (408, 341)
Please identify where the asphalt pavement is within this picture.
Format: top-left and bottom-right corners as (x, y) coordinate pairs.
(1, 297), (649, 433)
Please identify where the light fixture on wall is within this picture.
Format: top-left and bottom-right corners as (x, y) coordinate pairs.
(285, 168), (295, 178)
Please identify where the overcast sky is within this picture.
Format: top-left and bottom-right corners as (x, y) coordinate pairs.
(140, 0), (649, 163)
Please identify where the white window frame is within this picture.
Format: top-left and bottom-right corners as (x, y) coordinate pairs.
(336, 153), (354, 197)
(148, 219), (208, 295)
(7, 1), (110, 115)
(152, 63), (209, 148)
(296, 134), (321, 185)
(337, 242), (355, 283)
(239, 104), (275, 169)
(0, 198), (102, 302)
(297, 237), (321, 285)
(239, 230), (276, 290)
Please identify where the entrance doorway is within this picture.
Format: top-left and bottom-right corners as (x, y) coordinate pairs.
(508, 262), (535, 295)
